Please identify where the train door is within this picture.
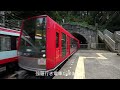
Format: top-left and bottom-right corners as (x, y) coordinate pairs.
(56, 29), (61, 65)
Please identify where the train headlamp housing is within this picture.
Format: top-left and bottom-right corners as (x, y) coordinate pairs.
(43, 54), (46, 58)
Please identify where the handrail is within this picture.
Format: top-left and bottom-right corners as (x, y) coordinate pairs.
(104, 34), (116, 51)
(114, 31), (120, 42)
(98, 30), (104, 40)
(103, 29), (114, 39)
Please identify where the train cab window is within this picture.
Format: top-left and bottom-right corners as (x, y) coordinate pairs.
(62, 33), (66, 57)
(19, 17), (46, 58)
(56, 32), (59, 48)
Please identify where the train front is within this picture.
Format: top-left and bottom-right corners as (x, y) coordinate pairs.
(18, 16), (47, 72)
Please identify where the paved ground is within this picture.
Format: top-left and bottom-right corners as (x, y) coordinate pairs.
(53, 50), (120, 79)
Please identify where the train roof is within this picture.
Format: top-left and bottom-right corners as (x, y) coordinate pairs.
(0, 26), (20, 36)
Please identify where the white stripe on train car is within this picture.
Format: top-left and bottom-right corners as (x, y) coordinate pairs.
(0, 50), (17, 60)
(0, 31), (19, 36)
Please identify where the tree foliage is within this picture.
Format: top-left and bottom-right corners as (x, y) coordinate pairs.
(4, 11), (120, 32)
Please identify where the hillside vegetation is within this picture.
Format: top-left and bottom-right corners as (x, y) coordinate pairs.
(4, 11), (120, 32)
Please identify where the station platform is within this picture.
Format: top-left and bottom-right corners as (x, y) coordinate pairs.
(53, 50), (120, 79)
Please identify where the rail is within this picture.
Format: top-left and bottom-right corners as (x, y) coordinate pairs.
(91, 43), (105, 50)
(80, 43), (105, 50)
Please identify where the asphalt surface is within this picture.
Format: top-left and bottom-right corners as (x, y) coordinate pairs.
(53, 50), (120, 79)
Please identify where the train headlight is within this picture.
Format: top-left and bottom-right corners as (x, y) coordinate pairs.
(18, 52), (22, 56)
(24, 53), (27, 55)
(43, 54), (46, 58)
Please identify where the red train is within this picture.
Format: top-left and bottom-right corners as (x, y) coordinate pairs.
(18, 15), (80, 76)
(0, 27), (20, 73)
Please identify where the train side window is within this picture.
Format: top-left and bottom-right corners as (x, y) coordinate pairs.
(56, 32), (59, 48)
(11, 36), (17, 50)
(70, 38), (73, 48)
(1, 36), (11, 51)
(70, 38), (73, 52)
(62, 33), (66, 57)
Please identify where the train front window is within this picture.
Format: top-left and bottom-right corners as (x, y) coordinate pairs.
(19, 17), (46, 58)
